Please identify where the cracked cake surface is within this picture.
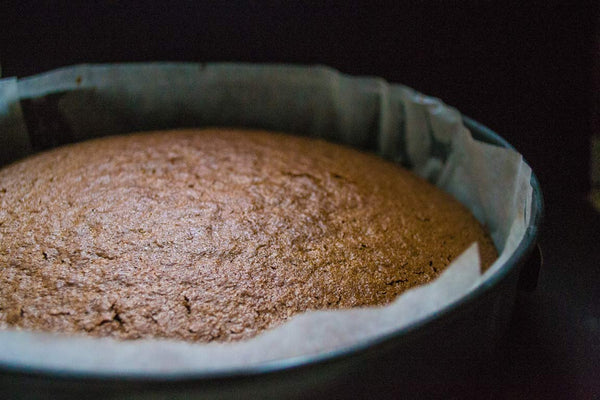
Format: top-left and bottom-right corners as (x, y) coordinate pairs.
(0, 128), (497, 342)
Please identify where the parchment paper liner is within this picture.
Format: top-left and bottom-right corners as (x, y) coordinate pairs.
(0, 64), (531, 375)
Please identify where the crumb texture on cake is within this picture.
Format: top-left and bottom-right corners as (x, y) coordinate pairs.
(0, 128), (497, 342)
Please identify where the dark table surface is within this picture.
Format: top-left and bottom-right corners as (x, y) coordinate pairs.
(495, 192), (600, 399)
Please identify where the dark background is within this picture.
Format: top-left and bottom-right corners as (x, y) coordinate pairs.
(2, 2), (599, 398)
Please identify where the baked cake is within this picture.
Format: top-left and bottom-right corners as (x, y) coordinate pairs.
(0, 128), (497, 342)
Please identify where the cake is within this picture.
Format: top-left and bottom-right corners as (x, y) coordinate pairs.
(0, 128), (497, 342)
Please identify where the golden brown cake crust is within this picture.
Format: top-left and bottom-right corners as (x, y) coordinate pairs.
(0, 128), (497, 342)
